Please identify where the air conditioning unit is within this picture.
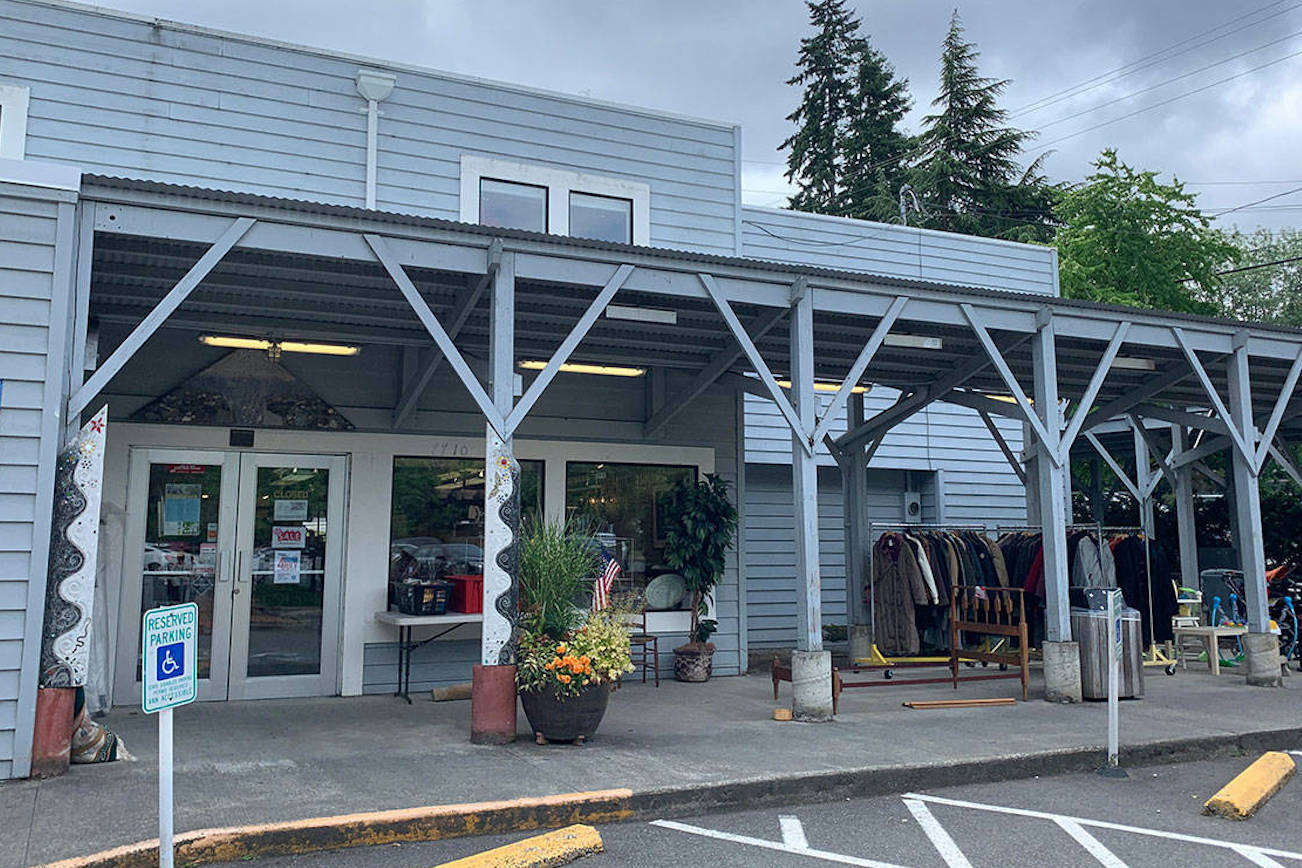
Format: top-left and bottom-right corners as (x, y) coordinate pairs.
(903, 491), (922, 522)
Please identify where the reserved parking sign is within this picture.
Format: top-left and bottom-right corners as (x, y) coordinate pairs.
(142, 603), (198, 713)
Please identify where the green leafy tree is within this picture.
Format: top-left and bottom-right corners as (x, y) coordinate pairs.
(658, 474), (738, 646)
(910, 12), (1055, 241)
(1210, 228), (1302, 326)
(781, 0), (865, 214)
(840, 38), (913, 222)
(1055, 149), (1237, 314)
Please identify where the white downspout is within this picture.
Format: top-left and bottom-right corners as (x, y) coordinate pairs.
(355, 69), (396, 210)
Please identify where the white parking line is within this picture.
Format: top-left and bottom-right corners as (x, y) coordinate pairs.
(1238, 848), (1288, 868)
(903, 793), (1302, 861)
(903, 799), (973, 868)
(1055, 818), (1129, 867)
(780, 814), (810, 849)
(650, 819), (912, 868)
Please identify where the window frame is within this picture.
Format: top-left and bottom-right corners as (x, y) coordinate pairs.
(0, 83), (31, 160)
(460, 155), (650, 245)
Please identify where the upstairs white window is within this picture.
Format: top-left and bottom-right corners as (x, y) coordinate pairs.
(480, 178), (548, 234)
(569, 192), (632, 244)
(0, 84), (30, 160)
(460, 155), (650, 245)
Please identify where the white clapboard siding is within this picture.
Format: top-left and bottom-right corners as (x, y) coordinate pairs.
(744, 464), (925, 648)
(0, 183), (67, 780)
(740, 206), (1057, 296)
(2, 0), (739, 254)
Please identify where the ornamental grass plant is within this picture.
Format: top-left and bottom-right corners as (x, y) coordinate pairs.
(516, 519), (634, 698)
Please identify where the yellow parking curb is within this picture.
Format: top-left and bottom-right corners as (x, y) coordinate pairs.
(1203, 751), (1296, 820)
(435, 824), (603, 867)
(40, 789), (633, 868)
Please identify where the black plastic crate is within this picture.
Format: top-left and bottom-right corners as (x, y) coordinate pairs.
(394, 580), (452, 616)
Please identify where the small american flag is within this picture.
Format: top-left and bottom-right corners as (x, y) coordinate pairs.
(593, 555), (621, 611)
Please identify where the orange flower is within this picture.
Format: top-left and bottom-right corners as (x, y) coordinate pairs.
(556, 644), (567, 655)
(579, 655), (590, 666)
(558, 674), (571, 683)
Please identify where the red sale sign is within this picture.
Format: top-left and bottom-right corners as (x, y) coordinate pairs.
(271, 525), (305, 549)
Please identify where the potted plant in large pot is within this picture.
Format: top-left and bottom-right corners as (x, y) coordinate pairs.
(659, 474), (738, 682)
(515, 520), (634, 744)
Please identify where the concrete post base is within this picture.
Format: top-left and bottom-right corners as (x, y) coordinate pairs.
(30, 686), (75, 778)
(1243, 632), (1284, 688)
(1042, 641), (1082, 704)
(847, 625), (873, 665)
(790, 649), (834, 722)
(470, 664), (518, 744)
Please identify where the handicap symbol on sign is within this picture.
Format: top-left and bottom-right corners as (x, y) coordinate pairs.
(156, 642), (185, 681)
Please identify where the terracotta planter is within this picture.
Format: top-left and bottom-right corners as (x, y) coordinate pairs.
(673, 643), (715, 682)
(519, 683), (612, 744)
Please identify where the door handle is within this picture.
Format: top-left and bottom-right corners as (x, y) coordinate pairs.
(217, 550), (230, 583)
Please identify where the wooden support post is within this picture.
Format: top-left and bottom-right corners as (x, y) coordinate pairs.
(1033, 316), (1071, 644)
(790, 285), (822, 654)
(843, 393), (870, 636)
(1226, 342), (1269, 634)
(1172, 425), (1201, 591)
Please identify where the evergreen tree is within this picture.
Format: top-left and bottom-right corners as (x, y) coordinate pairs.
(780, 0), (865, 214)
(911, 11), (1055, 241)
(841, 39), (913, 223)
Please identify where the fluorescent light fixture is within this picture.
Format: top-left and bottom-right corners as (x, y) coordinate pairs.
(777, 379), (869, 395)
(605, 305), (677, 325)
(518, 360), (646, 377)
(884, 334), (944, 350)
(199, 335), (360, 356)
(1111, 356), (1156, 371)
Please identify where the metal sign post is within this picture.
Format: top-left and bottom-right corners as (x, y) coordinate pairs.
(1100, 588), (1128, 778)
(142, 602), (199, 868)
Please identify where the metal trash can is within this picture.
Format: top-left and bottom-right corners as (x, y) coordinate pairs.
(1071, 599), (1144, 700)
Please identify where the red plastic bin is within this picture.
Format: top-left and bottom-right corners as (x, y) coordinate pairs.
(446, 574), (484, 614)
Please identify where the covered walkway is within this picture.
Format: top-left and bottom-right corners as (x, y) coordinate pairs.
(70, 174), (1302, 722)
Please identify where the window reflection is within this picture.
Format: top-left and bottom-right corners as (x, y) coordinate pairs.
(565, 462), (695, 604)
(479, 178), (547, 233)
(569, 192), (632, 244)
(389, 457), (543, 584)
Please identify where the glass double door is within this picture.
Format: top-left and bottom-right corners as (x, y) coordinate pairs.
(116, 449), (345, 702)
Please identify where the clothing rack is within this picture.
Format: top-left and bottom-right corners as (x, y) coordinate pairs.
(865, 522), (989, 666)
(861, 522), (996, 671)
(1095, 525), (1175, 669)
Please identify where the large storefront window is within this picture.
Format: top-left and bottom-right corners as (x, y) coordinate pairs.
(565, 462), (696, 605)
(389, 458), (543, 581)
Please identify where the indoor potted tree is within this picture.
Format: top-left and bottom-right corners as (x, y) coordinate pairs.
(659, 474), (738, 682)
(515, 519), (634, 743)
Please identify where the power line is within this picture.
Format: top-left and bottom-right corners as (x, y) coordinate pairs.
(1037, 46), (1302, 149)
(1009, 0), (1298, 117)
(1212, 184), (1302, 217)
(1035, 29), (1302, 132)
(1214, 254), (1302, 276)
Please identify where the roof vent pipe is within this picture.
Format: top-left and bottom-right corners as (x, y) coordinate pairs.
(356, 69), (397, 210)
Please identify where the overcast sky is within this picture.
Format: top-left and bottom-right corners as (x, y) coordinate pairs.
(93, 0), (1302, 233)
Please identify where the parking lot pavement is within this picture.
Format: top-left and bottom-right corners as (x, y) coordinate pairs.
(211, 751), (1302, 867)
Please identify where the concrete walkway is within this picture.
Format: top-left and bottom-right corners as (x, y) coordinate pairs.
(4, 665), (1300, 866)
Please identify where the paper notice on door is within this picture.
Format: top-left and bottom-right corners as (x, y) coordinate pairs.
(207, 522), (218, 543)
(163, 483), (202, 536)
(273, 550), (301, 585)
(274, 499), (308, 521)
(271, 525), (305, 549)
(196, 542), (217, 578)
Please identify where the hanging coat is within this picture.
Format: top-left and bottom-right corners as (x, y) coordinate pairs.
(870, 533), (929, 656)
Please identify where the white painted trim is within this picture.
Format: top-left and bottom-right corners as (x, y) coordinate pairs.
(0, 83), (29, 160)
(103, 423), (715, 697)
(0, 157), (81, 193)
(460, 154), (651, 246)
